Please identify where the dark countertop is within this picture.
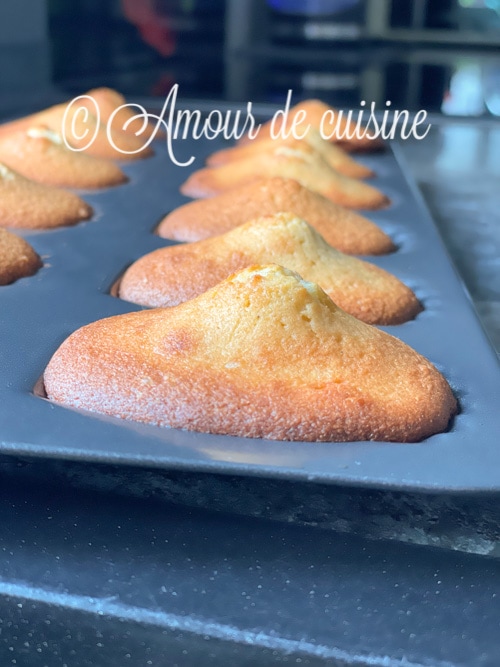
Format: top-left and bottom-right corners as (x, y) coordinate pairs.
(2, 465), (500, 667)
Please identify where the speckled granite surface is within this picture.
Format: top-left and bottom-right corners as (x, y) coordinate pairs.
(396, 120), (500, 354)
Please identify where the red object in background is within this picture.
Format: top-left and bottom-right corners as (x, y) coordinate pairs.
(151, 72), (177, 96)
(121, 0), (176, 57)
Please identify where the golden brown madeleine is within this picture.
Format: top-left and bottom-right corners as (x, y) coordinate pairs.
(36, 103), (154, 160)
(121, 213), (420, 325)
(207, 128), (374, 179)
(0, 228), (42, 285)
(0, 126), (128, 189)
(0, 113), (37, 138)
(0, 162), (92, 229)
(160, 177), (394, 254)
(0, 101), (153, 161)
(243, 99), (384, 152)
(82, 87), (160, 140)
(181, 147), (389, 210)
(45, 264), (456, 442)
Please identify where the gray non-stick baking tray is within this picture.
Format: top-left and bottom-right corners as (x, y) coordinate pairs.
(1, 103), (499, 493)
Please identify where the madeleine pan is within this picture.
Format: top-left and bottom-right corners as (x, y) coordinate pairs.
(0, 104), (499, 493)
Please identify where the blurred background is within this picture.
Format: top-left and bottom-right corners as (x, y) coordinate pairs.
(1, 0), (499, 117)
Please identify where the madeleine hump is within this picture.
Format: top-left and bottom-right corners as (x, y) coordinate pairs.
(44, 265), (456, 443)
